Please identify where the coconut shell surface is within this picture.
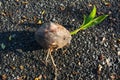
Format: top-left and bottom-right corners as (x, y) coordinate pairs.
(35, 22), (72, 50)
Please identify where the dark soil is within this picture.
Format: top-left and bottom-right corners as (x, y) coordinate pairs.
(0, 0), (120, 80)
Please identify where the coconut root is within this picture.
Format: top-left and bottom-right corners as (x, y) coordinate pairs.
(46, 49), (58, 80)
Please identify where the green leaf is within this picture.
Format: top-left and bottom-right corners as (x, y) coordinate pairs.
(88, 5), (96, 20)
(1, 43), (6, 50)
(70, 5), (108, 35)
(93, 15), (108, 24)
(81, 15), (87, 26)
(84, 5), (97, 25)
(80, 15), (108, 30)
(70, 15), (108, 35)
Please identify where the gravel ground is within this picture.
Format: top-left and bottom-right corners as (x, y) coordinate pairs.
(0, 0), (120, 80)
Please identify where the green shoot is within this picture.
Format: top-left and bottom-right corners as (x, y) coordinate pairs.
(70, 5), (108, 35)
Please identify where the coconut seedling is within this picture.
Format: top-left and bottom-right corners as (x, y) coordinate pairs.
(35, 22), (72, 67)
(35, 21), (72, 80)
(35, 5), (108, 80)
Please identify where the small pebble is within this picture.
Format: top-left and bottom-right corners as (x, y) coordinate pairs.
(20, 65), (24, 70)
(100, 37), (106, 44)
(2, 74), (7, 80)
(60, 4), (65, 10)
(106, 58), (111, 66)
(0, 1), (2, 7)
(117, 51), (120, 56)
(97, 64), (102, 75)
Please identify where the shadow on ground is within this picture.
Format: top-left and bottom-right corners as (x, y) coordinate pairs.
(0, 23), (43, 52)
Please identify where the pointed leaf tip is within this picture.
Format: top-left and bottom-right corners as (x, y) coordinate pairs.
(88, 5), (97, 20)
